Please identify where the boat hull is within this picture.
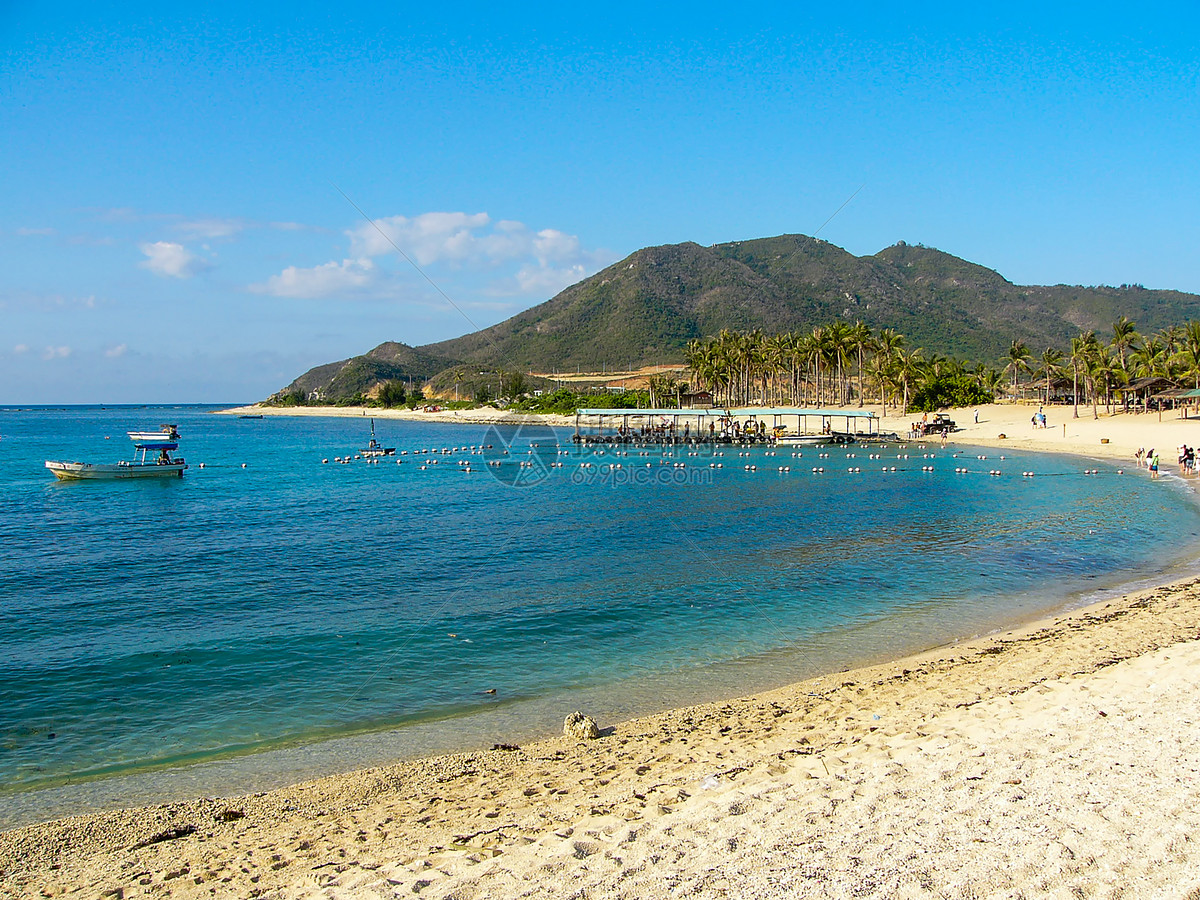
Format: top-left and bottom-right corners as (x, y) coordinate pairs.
(127, 429), (180, 443)
(774, 434), (833, 446)
(45, 460), (186, 481)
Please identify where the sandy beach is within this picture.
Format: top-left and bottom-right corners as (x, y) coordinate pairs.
(6, 402), (1200, 898)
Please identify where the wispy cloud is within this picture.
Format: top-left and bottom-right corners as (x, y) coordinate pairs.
(105, 343), (128, 358)
(68, 234), (117, 247)
(511, 262), (590, 296)
(0, 290), (97, 310)
(41, 345), (71, 360)
(13, 344), (29, 355)
(258, 211), (611, 301)
(93, 206), (144, 224)
(251, 257), (376, 299)
(348, 212), (495, 264)
(175, 218), (249, 240)
(16, 226), (56, 237)
(138, 241), (211, 279)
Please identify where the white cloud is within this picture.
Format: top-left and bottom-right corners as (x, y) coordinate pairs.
(41, 346), (71, 360)
(13, 344), (28, 354)
(349, 212), (494, 264)
(138, 241), (210, 279)
(16, 226), (55, 237)
(105, 343), (128, 358)
(514, 262), (590, 296)
(252, 257), (376, 299)
(260, 211), (611, 302)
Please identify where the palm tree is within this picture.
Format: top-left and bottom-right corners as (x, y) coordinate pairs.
(1111, 316), (1139, 373)
(1038, 348), (1064, 404)
(849, 321), (875, 407)
(1132, 333), (1168, 380)
(979, 367), (1005, 398)
(1070, 331), (1098, 419)
(874, 328), (905, 408)
(894, 348), (924, 414)
(1179, 320), (1200, 389)
(1004, 340), (1031, 399)
(1085, 344), (1116, 418)
(808, 326), (828, 405)
(827, 322), (854, 406)
(764, 333), (790, 404)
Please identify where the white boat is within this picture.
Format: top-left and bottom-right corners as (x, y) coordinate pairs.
(774, 433), (832, 446)
(45, 425), (188, 481)
(126, 424), (180, 444)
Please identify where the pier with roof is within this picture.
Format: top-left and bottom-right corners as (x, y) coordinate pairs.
(573, 406), (884, 444)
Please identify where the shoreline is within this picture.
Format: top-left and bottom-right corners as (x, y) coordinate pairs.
(219, 400), (1197, 468)
(8, 403), (1200, 895)
(9, 532), (1197, 835)
(216, 403), (576, 428)
(5, 576), (1200, 896)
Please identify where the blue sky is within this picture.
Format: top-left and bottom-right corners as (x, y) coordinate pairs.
(2, 2), (1198, 402)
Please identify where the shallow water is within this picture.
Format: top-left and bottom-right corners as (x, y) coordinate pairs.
(2, 405), (1199, 827)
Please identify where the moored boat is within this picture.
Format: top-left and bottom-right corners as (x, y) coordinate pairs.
(774, 433), (832, 446)
(45, 425), (187, 480)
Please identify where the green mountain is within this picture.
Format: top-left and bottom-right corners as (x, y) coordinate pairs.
(274, 342), (459, 402)
(422, 234), (1200, 368)
(275, 234), (1200, 400)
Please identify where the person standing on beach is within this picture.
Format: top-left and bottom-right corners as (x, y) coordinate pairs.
(1150, 449), (1160, 478)
(973, 409), (979, 424)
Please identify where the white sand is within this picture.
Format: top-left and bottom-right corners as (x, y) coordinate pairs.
(879, 401), (1198, 467)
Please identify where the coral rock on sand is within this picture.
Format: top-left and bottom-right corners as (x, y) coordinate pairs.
(563, 711), (600, 740)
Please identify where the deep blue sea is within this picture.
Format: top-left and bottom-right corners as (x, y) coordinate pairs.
(3, 404), (1200, 828)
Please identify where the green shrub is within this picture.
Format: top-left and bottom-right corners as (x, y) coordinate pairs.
(908, 375), (993, 413)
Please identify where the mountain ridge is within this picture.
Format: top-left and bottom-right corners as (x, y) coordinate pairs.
(273, 233), (1200, 401)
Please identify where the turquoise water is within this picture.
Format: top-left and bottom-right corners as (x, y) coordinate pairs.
(3, 405), (1200, 827)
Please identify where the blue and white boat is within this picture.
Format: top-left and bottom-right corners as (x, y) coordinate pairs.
(45, 425), (187, 480)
